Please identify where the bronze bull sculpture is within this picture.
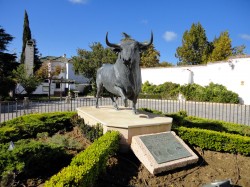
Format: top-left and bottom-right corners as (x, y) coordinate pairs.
(96, 32), (153, 114)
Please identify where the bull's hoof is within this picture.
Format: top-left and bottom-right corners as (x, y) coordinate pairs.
(96, 105), (99, 108)
(114, 105), (119, 110)
(132, 109), (137, 114)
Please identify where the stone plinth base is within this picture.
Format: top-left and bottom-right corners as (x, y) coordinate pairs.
(131, 131), (199, 175)
(76, 106), (172, 151)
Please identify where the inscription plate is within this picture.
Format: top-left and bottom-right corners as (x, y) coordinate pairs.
(140, 133), (192, 164)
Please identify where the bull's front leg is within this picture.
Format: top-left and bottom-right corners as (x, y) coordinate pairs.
(114, 86), (127, 108)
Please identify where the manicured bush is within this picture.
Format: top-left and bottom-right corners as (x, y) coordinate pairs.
(45, 131), (120, 187)
(175, 126), (250, 155)
(166, 111), (250, 137)
(142, 109), (250, 155)
(0, 112), (76, 143)
(0, 139), (71, 183)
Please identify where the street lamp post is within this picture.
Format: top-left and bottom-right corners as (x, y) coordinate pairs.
(60, 77), (63, 101)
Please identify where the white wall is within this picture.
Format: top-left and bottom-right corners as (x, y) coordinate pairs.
(141, 57), (250, 105)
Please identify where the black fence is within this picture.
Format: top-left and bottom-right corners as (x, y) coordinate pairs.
(1, 97), (250, 126)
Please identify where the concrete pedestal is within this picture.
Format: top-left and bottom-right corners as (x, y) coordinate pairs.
(77, 106), (172, 151)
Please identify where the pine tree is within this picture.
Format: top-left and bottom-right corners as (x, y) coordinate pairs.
(0, 26), (18, 97)
(209, 31), (232, 62)
(20, 10), (31, 64)
(176, 22), (211, 65)
(140, 43), (160, 67)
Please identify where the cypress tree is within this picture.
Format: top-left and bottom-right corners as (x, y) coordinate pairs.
(20, 10), (31, 64)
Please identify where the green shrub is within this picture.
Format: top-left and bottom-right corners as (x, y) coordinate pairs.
(139, 93), (162, 99)
(179, 83), (206, 101)
(45, 131), (120, 187)
(166, 111), (250, 137)
(141, 81), (180, 99)
(46, 134), (84, 151)
(70, 114), (103, 142)
(141, 81), (239, 103)
(159, 82), (180, 99)
(175, 126), (250, 155)
(183, 116), (250, 137)
(141, 81), (158, 94)
(203, 83), (239, 103)
(143, 108), (250, 155)
(0, 112), (76, 143)
(0, 139), (71, 183)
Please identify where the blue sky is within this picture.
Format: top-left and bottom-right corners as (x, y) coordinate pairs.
(1, 0), (250, 64)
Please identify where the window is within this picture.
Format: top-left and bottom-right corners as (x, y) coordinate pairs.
(56, 83), (60, 89)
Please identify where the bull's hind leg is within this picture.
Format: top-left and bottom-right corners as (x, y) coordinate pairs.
(110, 96), (119, 110)
(132, 97), (138, 114)
(96, 83), (103, 108)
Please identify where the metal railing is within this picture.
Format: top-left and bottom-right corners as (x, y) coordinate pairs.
(1, 97), (250, 126)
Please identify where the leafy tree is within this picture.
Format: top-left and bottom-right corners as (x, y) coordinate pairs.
(140, 43), (160, 67)
(232, 44), (246, 56)
(72, 42), (117, 90)
(20, 10), (31, 64)
(176, 22), (212, 65)
(36, 62), (62, 100)
(159, 61), (174, 67)
(209, 31), (232, 62)
(13, 64), (41, 96)
(0, 26), (18, 98)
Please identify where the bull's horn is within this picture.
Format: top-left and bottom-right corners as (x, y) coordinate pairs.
(106, 32), (120, 49)
(140, 31), (153, 48)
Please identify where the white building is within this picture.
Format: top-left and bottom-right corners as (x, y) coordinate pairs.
(141, 56), (250, 105)
(16, 55), (89, 96)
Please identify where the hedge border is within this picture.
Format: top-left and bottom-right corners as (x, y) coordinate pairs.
(45, 131), (120, 187)
(140, 108), (250, 155)
(0, 112), (76, 143)
(175, 126), (250, 156)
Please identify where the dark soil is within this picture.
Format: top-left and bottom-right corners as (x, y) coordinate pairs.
(95, 147), (250, 187)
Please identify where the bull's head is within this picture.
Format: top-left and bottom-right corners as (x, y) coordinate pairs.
(106, 32), (153, 69)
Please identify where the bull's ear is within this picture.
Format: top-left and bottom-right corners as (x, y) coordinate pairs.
(111, 47), (121, 53)
(139, 45), (149, 52)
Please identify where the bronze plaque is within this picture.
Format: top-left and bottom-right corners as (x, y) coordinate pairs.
(140, 133), (192, 164)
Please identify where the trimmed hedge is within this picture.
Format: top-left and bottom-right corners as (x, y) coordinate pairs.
(0, 139), (70, 183)
(176, 126), (250, 156)
(166, 111), (250, 137)
(140, 108), (250, 155)
(0, 112), (76, 143)
(45, 130), (120, 187)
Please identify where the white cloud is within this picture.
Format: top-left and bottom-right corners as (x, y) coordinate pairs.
(239, 34), (250, 41)
(69, 0), (88, 4)
(163, 31), (177, 42)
